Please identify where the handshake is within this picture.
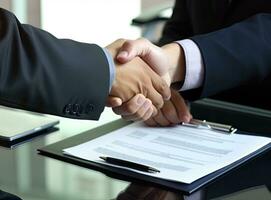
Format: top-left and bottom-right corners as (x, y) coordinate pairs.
(106, 38), (192, 126)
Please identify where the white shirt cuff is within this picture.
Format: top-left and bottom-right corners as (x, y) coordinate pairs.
(176, 39), (204, 91)
(102, 48), (115, 92)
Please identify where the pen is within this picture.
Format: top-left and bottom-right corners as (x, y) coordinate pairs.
(99, 156), (160, 173)
(182, 119), (237, 134)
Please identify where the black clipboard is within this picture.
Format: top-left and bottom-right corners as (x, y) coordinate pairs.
(37, 119), (271, 195)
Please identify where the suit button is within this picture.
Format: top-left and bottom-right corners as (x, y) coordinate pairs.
(85, 104), (94, 114)
(72, 104), (82, 116)
(64, 104), (73, 114)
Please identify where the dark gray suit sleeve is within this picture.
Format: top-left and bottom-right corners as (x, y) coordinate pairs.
(0, 190), (22, 200)
(191, 13), (271, 98)
(0, 8), (110, 120)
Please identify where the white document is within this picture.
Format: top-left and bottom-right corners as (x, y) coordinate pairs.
(63, 122), (271, 184)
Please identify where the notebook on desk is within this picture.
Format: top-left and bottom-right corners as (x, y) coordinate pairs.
(0, 106), (59, 146)
(38, 119), (271, 194)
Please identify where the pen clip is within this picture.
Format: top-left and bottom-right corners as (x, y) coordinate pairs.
(182, 119), (237, 134)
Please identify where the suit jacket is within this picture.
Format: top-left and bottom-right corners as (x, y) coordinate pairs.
(0, 8), (110, 120)
(0, 190), (21, 200)
(159, 0), (271, 110)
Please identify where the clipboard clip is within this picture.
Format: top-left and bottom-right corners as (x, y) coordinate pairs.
(182, 119), (237, 134)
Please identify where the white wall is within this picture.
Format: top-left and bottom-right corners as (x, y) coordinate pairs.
(41, 0), (141, 46)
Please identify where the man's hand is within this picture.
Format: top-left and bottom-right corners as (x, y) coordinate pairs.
(106, 39), (171, 109)
(145, 89), (192, 126)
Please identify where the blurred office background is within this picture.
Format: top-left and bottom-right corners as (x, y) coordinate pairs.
(0, 0), (173, 199)
(0, 0), (173, 45)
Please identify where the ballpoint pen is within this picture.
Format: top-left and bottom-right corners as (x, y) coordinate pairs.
(182, 119), (237, 134)
(99, 156), (160, 173)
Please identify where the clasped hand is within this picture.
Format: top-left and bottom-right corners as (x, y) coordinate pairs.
(106, 38), (192, 126)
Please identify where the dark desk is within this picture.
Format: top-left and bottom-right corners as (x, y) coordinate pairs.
(0, 106), (271, 200)
(0, 111), (130, 200)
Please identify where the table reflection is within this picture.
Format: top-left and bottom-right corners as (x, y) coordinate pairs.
(115, 184), (271, 200)
(116, 184), (184, 200)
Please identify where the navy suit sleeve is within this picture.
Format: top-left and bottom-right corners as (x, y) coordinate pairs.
(0, 8), (110, 120)
(191, 13), (271, 99)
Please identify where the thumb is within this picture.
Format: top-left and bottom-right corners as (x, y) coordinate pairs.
(116, 50), (131, 63)
(116, 38), (152, 64)
(117, 38), (169, 78)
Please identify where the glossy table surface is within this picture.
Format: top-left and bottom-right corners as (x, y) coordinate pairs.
(0, 108), (271, 200)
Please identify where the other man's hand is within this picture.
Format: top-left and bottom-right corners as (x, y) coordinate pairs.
(145, 89), (192, 126)
(112, 89), (192, 125)
(117, 38), (185, 85)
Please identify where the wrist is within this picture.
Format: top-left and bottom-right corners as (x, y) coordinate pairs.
(162, 43), (185, 84)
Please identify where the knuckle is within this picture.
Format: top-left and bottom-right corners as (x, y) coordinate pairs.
(154, 80), (170, 99)
(160, 81), (169, 93)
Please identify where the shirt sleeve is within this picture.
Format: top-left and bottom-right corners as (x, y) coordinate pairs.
(102, 48), (115, 92)
(176, 39), (205, 91)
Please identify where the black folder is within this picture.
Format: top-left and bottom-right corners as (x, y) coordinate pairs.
(37, 119), (271, 195)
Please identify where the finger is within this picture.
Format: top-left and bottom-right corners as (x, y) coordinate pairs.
(144, 118), (158, 127)
(171, 90), (192, 123)
(153, 110), (171, 126)
(121, 99), (152, 121)
(161, 100), (180, 124)
(146, 86), (164, 109)
(112, 94), (146, 116)
(151, 105), (158, 117)
(148, 70), (171, 101)
(106, 96), (123, 107)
